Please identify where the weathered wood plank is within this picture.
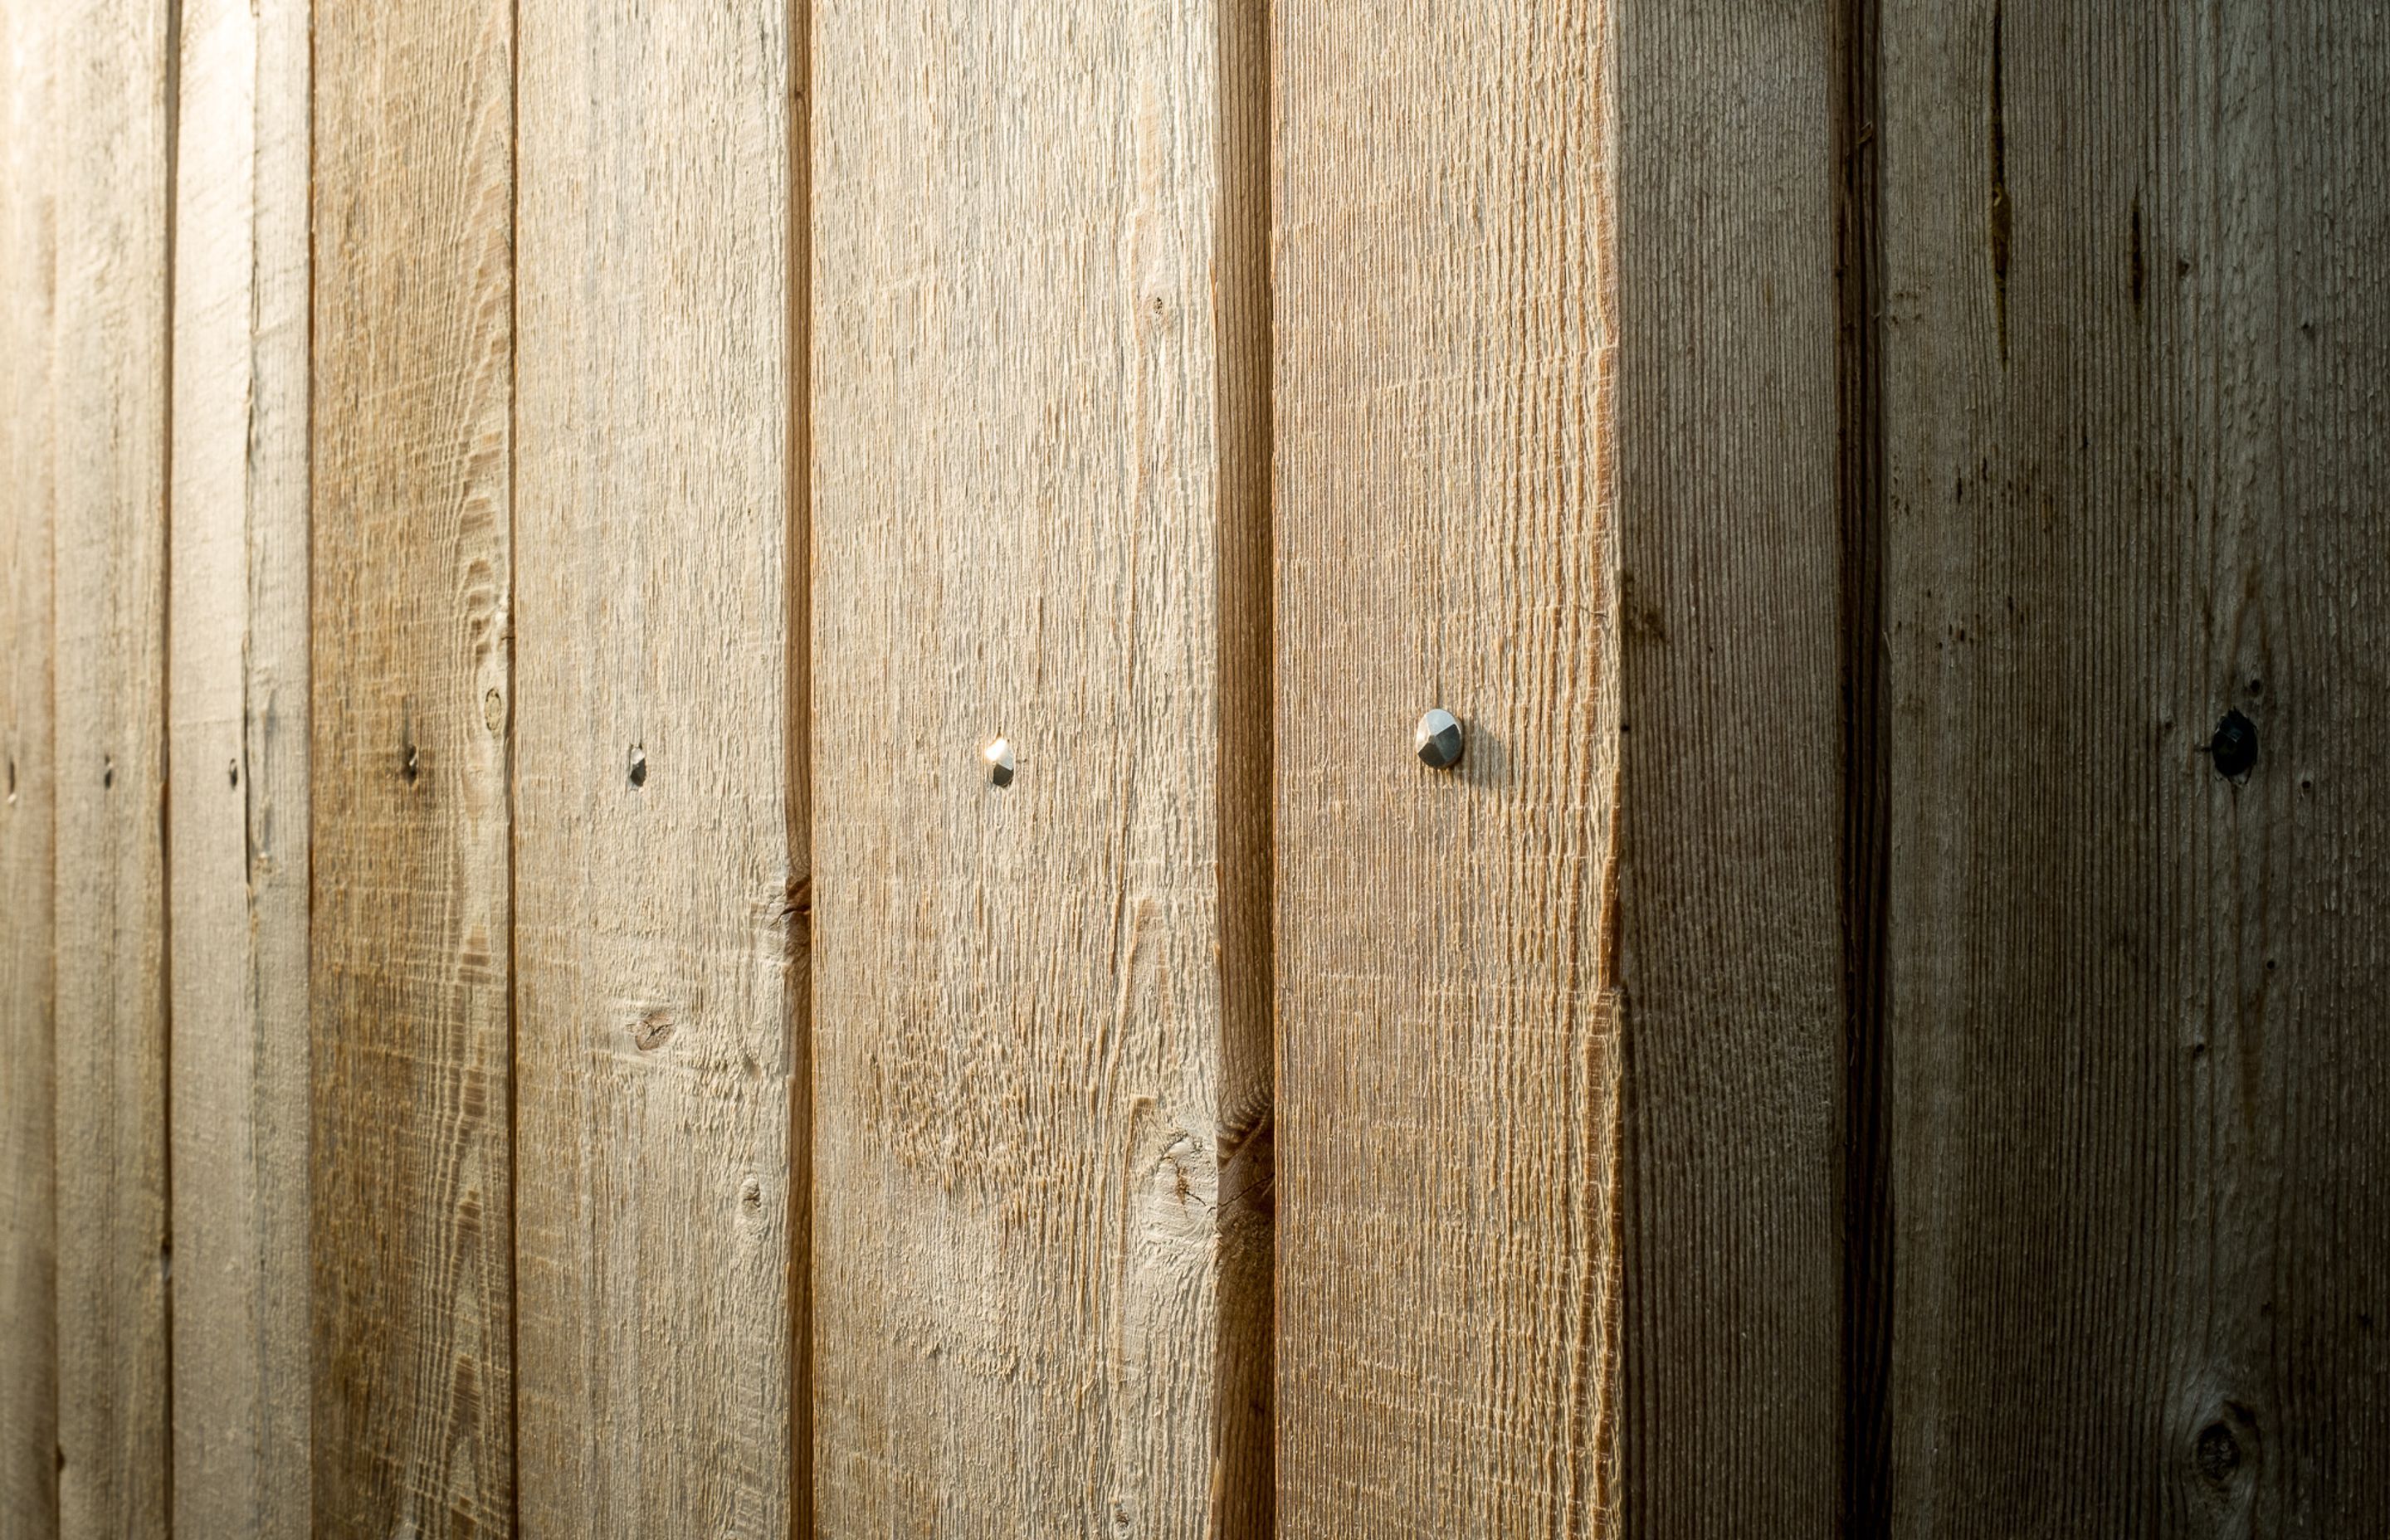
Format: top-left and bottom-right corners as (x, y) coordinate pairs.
(167, 0), (311, 1532)
(511, 0), (800, 1531)
(1612, 1), (1848, 1534)
(49, 0), (173, 1532)
(0, 0), (60, 1526)
(1272, 2), (1620, 1533)
(1881, 1), (2390, 1529)
(810, 0), (1273, 1528)
(309, 0), (513, 1529)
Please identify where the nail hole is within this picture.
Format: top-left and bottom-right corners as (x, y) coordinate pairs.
(102, 756), (114, 790)
(628, 746), (647, 788)
(227, 758), (240, 788)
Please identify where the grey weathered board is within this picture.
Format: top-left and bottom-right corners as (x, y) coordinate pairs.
(0, 0), (59, 1527)
(1880, 0), (2390, 1531)
(309, 0), (515, 1531)
(167, 0), (312, 1532)
(1273, 2), (1622, 1533)
(50, 0), (174, 1533)
(809, 0), (1274, 1528)
(1612, 0), (1850, 1535)
(512, 0), (802, 1530)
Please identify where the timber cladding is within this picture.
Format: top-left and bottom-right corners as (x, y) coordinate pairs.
(0, 0), (2382, 1538)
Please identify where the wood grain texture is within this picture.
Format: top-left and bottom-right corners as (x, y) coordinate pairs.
(0, 0), (60, 1527)
(1611, 1), (1847, 1535)
(49, 0), (173, 1533)
(810, 0), (1272, 1529)
(1272, 2), (1620, 1533)
(1880, 1), (2390, 1531)
(167, 0), (310, 1532)
(309, 0), (513, 1530)
(511, 0), (799, 1532)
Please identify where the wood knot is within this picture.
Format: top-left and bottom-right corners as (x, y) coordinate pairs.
(633, 1009), (676, 1052)
(1218, 1094), (1275, 1221)
(2194, 1421), (2241, 1484)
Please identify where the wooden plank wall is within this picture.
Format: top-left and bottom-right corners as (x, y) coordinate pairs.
(1, 2), (2388, 1538)
(0, 0), (60, 1528)
(1879, 0), (2390, 1531)
(308, 0), (515, 1532)
(166, 0), (310, 1533)
(511, 0), (802, 1531)
(808, 0), (1271, 1529)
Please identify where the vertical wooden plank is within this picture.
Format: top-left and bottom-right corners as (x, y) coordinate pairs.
(1272, 2), (1619, 1534)
(810, 0), (1273, 1528)
(310, 0), (513, 1530)
(0, 0), (59, 1526)
(1612, 1), (1849, 1535)
(1882, 1), (2390, 1530)
(510, 0), (798, 1531)
(168, 0), (310, 1532)
(50, 0), (173, 1532)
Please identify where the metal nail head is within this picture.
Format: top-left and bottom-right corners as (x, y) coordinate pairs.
(1415, 708), (1464, 769)
(2206, 709), (2258, 781)
(983, 736), (1017, 789)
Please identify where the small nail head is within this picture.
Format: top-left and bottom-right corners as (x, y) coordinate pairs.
(1415, 708), (1464, 769)
(983, 736), (1017, 789)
